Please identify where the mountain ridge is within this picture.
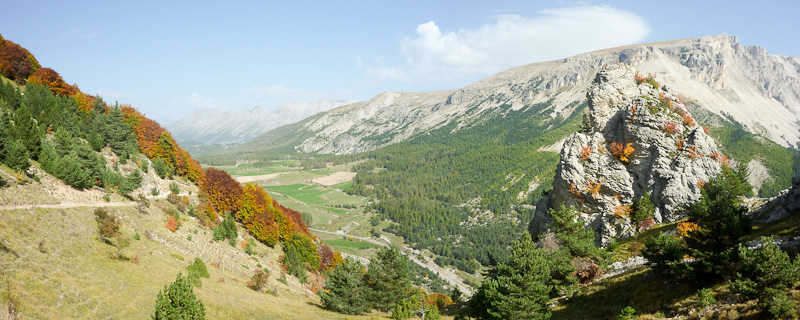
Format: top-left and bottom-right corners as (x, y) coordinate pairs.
(168, 99), (357, 145)
(230, 34), (800, 156)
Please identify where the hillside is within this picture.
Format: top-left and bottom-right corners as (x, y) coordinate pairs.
(229, 34), (800, 157)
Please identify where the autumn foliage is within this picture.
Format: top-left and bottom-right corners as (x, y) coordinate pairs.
(27, 67), (78, 97)
(0, 34), (40, 84)
(121, 106), (203, 182)
(200, 167), (243, 215)
(610, 142), (635, 163)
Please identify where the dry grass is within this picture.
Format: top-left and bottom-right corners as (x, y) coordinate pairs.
(0, 203), (398, 319)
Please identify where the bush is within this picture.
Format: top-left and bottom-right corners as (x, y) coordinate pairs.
(696, 288), (716, 308)
(187, 258), (210, 287)
(248, 269), (270, 292)
(169, 182), (180, 194)
(152, 273), (206, 320)
(641, 232), (688, 276)
(94, 208), (120, 241)
(618, 306), (637, 320)
(729, 237), (800, 318)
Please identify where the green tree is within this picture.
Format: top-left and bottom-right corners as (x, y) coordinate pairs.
(281, 233), (319, 275)
(729, 237), (800, 319)
(685, 165), (752, 276)
(152, 273), (206, 320)
(472, 233), (553, 320)
(10, 104), (42, 159)
(318, 258), (370, 315)
(549, 205), (608, 265)
(630, 191), (655, 229)
(4, 139), (29, 171)
(363, 245), (412, 312)
(186, 258), (210, 287)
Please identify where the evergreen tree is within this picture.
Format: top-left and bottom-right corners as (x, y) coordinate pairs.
(4, 139), (29, 172)
(549, 205), (608, 265)
(630, 191), (655, 230)
(152, 273), (206, 320)
(472, 233), (553, 320)
(10, 104), (43, 159)
(363, 245), (412, 312)
(730, 237), (800, 319)
(685, 165), (752, 276)
(318, 258), (370, 315)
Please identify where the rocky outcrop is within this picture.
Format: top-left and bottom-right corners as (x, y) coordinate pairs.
(751, 175), (800, 223)
(531, 65), (725, 244)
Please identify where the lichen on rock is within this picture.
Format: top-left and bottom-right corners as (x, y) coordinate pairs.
(531, 64), (725, 245)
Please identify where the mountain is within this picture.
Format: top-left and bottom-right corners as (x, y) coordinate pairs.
(167, 99), (357, 145)
(235, 34), (800, 155)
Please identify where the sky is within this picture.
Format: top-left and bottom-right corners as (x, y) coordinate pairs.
(1, 1), (798, 124)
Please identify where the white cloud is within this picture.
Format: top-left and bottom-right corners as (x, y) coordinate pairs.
(369, 6), (650, 82)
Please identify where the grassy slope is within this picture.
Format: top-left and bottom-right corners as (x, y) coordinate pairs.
(0, 174), (394, 320)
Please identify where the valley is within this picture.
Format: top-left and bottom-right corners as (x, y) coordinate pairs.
(218, 159), (475, 295)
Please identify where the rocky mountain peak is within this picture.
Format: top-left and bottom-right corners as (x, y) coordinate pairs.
(532, 64), (726, 244)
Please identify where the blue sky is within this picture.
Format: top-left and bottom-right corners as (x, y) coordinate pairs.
(1, 1), (798, 124)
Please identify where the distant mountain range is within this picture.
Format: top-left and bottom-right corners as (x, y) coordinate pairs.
(167, 99), (357, 145)
(226, 34), (799, 155)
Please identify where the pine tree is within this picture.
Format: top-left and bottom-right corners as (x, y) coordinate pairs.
(319, 258), (370, 315)
(4, 139), (29, 172)
(473, 234), (553, 320)
(10, 104), (42, 159)
(152, 273), (206, 320)
(363, 245), (412, 312)
(685, 165), (752, 276)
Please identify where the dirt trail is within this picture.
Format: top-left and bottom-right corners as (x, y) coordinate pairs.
(309, 227), (473, 296)
(0, 194), (170, 211)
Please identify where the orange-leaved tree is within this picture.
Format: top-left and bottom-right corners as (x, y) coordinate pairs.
(200, 167), (243, 215)
(121, 106), (203, 182)
(0, 34), (40, 84)
(27, 67), (78, 97)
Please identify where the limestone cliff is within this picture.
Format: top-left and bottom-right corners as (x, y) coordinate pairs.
(241, 34), (800, 156)
(531, 65), (726, 244)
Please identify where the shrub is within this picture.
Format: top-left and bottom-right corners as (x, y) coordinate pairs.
(641, 232), (688, 276)
(248, 269), (270, 292)
(696, 288), (716, 308)
(166, 216), (180, 232)
(187, 258), (210, 287)
(152, 273), (206, 320)
(580, 146), (592, 161)
(634, 72), (659, 89)
(729, 237), (800, 318)
(618, 306), (637, 320)
(630, 192), (655, 230)
(94, 208), (120, 241)
(610, 142), (635, 163)
(151, 187), (159, 196)
(169, 181), (180, 194)
(661, 122), (680, 134)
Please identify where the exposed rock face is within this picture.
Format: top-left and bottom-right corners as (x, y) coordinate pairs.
(531, 65), (724, 244)
(752, 175), (800, 223)
(246, 34), (800, 155)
